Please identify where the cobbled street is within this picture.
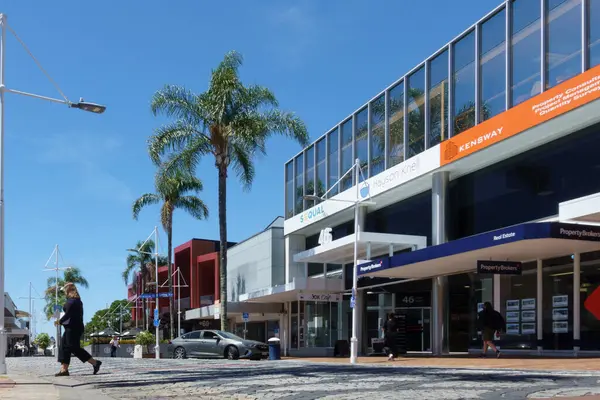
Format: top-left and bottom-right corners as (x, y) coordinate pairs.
(5, 357), (600, 399)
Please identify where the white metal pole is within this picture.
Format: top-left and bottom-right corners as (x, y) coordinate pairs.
(177, 267), (181, 336)
(350, 158), (360, 365)
(55, 245), (60, 361)
(154, 227), (160, 359)
(0, 13), (7, 375)
(29, 282), (32, 341)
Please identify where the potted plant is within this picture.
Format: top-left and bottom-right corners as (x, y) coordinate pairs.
(134, 331), (156, 359)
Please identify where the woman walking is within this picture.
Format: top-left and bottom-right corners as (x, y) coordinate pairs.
(54, 283), (102, 376)
(383, 312), (398, 361)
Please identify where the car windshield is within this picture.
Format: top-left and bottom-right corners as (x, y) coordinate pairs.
(215, 331), (245, 341)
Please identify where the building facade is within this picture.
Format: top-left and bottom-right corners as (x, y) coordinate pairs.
(278, 0), (600, 355)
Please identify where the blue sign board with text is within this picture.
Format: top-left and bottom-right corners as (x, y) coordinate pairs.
(242, 312), (249, 322)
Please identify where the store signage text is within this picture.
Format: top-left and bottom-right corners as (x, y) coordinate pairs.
(297, 293), (341, 302)
(318, 227), (333, 245)
(476, 260), (522, 275)
(299, 204), (325, 224)
(493, 232), (516, 241)
(357, 258), (389, 274)
(441, 64), (600, 166)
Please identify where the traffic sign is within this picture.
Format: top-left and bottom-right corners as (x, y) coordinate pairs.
(350, 295), (356, 309)
(140, 292), (173, 299)
(242, 312), (249, 322)
(54, 305), (62, 312)
(154, 309), (159, 320)
(584, 286), (600, 320)
(153, 319), (160, 327)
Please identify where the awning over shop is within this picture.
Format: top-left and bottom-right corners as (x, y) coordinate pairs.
(559, 192), (600, 223)
(358, 222), (600, 279)
(238, 277), (344, 303)
(293, 232), (427, 264)
(185, 301), (282, 320)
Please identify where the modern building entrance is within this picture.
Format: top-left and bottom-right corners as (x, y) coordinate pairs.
(395, 307), (431, 352)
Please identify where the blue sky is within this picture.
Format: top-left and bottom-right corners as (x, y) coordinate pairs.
(2, 0), (499, 337)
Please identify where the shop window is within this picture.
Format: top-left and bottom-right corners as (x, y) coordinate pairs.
(340, 119), (353, 191)
(304, 301), (337, 347)
(355, 108), (368, 178)
(580, 251), (600, 350)
(542, 255), (573, 350)
(370, 95), (385, 176)
(294, 154), (304, 215)
(308, 263), (324, 277)
(429, 49), (449, 146)
(327, 128), (339, 197)
(316, 138), (326, 199)
(305, 146), (315, 209)
(388, 82), (405, 167)
(453, 31), (476, 135)
(285, 162), (294, 218)
(467, 274), (494, 349)
(480, 9), (506, 120)
(498, 262), (538, 350)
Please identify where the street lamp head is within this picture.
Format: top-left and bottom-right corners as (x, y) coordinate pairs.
(70, 100), (106, 114)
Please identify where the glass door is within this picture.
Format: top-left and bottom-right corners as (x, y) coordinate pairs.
(395, 307), (432, 352)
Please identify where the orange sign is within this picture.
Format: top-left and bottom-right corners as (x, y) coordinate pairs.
(441, 64), (600, 166)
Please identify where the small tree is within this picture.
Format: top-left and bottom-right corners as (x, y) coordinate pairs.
(35, 333), (51, 350)
(135, 330), (156, 352)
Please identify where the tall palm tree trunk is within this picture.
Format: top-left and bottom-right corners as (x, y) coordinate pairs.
(218, 165), (228, 332)
(167, 224), (175, 339)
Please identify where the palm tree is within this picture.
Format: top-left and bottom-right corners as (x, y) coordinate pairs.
(44, 267), (88, 320)
(148, 51), (309, 331)
(132, 168), (209, 338)
(123, 240), (167, 330)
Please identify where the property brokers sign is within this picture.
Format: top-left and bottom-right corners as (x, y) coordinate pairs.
(477, 260), (522, 275)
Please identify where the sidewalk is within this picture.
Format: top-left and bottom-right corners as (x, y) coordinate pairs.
(0, 375), (59, 399)
(282, 355), (600, 371)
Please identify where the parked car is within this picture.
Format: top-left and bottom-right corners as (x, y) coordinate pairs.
(168, 330), (269, 360)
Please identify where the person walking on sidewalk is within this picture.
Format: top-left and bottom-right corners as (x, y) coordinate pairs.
(383, 313), (399, 361)
(54, 283), (102, 377)
(477, 302), (504, 358)
(109, 336), (120, 358)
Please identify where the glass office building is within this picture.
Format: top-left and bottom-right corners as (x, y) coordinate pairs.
(279, 0), (600, 356)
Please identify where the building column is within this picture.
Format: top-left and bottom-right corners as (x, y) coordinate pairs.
(431, 171), (450, 356)
(285, 235), (306, 284)
(573, 252), (581, 354)
(537, 259), (543, 354)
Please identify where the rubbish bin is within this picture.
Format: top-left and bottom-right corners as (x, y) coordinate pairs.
(267, 337), (281, 360)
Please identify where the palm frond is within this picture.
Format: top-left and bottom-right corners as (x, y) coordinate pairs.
(174, 196), (209, 220)
(230, 141), (255, 190)
(148, 121), (205, 166)
(158, 136), (210, 177)
(132, 193), (160, 220)
(151, 85), (201, 124)
(263, 109), (309, 147)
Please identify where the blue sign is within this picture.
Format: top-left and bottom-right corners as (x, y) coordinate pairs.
(153, 319), (160, 327)
(350, 296), (356, 309)
(153, 309), (159, 320)
(242, 312), (249, 322)
(54, 305), (62, 312)
(140, 292), (173, 299)
(360, 185), (370, 199)
(274, 328), (279, 334)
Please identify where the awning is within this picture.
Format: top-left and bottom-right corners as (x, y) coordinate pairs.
(293, 232), (427, 264)
(358, 222), (600, 279)
(185, 301), (282, 320)
(559, 192), (600, 223)
(238, 277), (344, 303)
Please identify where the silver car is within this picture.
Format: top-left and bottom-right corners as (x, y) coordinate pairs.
(168, 330), (269, 360)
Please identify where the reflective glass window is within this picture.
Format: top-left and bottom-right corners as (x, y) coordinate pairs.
(429, 50), (449, 147)
(388, 82), (405, 166)
(340, 119), (353, 191)
(355, 108), (369, 179)
(294, 154), (304, 215)
(327, 129), (339, 197)
(546, 0), (582, 89)
(481, 9), (506, 120)
(453, 31), (476, 135)
(589, 0), (600, 67)
(316, 139), (326, 199)
(285, 162), (294, 218)
(370, 95), (385, 176)
(407, 66), (426, 157)
(511, 0), (541, 105)
(305, 146), (315, 209)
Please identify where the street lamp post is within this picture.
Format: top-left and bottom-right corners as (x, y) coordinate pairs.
(304, 157), (374, 365)
(127, 227), (160, 359)
(0, 13), (106, 374)
(18, 282), (44, 345)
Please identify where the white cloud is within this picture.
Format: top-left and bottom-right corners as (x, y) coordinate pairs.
(26, 132), (133, 203)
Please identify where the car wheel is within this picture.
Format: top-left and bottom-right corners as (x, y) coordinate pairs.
(225, 345), (239, 360)
(173, 347), (186, 359)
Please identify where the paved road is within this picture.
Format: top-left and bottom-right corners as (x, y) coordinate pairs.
(6, 357), (600, 399)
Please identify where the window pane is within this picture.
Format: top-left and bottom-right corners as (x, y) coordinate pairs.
(308, 263), (324, 277)
(546, 0), (582, 89)
(370, 95), (385, 176)
(285, 162), (294, 218)
(305, 146), (315, 208)
(589, 0), (600, 67)
(407, 66), (425, 157)
(294, 154), (304, 215)
(511, 0), (541, 106)
(327, 129), (339, 197)
(316, 139), (326, 198)
(453, 31), (476, 135)
(355, 108), (369, 179)
(341, 119), (353, 191)
(581, 251), (600, 350)
(542, 256), (573, 350)
(429, 50), (449, 147)
(481, 9), (506, 120)
(388, 82), (405, 166)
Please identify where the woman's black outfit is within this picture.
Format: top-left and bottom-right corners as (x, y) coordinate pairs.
(58, 298), (92, 365)
(383, 317), (398, 357)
